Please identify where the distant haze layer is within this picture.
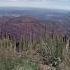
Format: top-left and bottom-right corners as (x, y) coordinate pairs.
(0, 0), (70, 11)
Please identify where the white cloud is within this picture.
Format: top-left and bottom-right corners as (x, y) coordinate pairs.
(8, 0), (18, 1)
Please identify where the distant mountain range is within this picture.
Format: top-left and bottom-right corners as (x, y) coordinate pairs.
(0, 7), (70, 41)
(0, 7), (70, 20)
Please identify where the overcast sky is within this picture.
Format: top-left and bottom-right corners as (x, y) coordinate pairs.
(0, 0), (70, 10)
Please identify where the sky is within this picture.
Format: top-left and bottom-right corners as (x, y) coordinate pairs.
(0, 0), (70, 10)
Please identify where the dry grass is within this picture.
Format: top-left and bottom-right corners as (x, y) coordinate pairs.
(0, 36), (70, 70)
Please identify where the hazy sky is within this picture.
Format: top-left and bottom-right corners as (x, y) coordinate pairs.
(0, 0), (70, 10)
